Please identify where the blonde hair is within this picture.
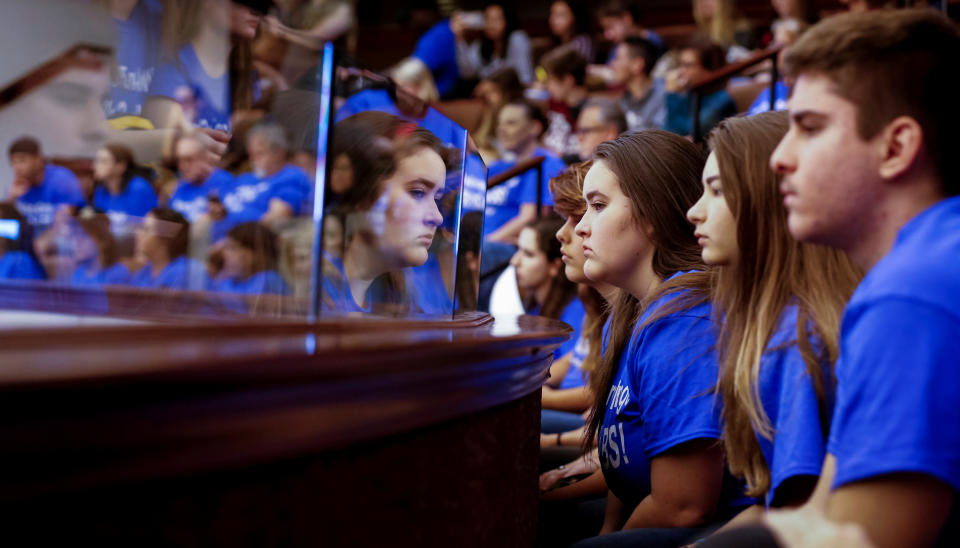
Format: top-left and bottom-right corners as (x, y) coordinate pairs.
(707, 112), (862, 498)
(391, 58), (440, 104)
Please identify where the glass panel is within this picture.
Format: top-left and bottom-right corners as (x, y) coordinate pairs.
(0, 0), (480, 323)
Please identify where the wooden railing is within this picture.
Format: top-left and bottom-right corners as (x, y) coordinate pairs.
(688, 44), (784, 142)
(487, 155), (547, 217)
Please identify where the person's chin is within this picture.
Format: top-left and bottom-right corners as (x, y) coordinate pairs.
(406, 249), (429, 268)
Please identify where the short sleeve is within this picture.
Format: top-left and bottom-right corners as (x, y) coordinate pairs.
(829, 298), (960, 492)
(540, 156), (566, 206)
(51, 168), (86, 207)
(636, 313), (722, 458)
(127, 177), (159, 216)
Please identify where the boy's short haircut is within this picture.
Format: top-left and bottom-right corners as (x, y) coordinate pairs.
(621, 35), (660, 76)
(582, 98), (628, 134)
(502, 98), (549, 136)
(541, 46), (587, 86)
(682, 37), (727, 72)
(8, 136), (41, 158)
(598, 0), (639, 21)
(784, 9), (960, 194)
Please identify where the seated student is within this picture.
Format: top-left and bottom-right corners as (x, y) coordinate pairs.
(213, 122), (310, 242)
(168, 135), (234, 223)
(412, 14), (461, 100)
(574, 99), (627, 163)
(213, 221), (289, 295)
(685, 113), (861, 532)
(664, 39), (737, 138)
(548, 0), (595, 63)
(5, 137), (85, 235)
(321, 111), (457, 315)
(540, 46), (589, 158)
(472, 67), (524, 157)
(485, 100), (566, 244)
(703, 10), (960, 548)
(70, 213), (132, 286)
(511, 215), (584, 358)
(143, 0), (262, 133)
(544, 131), (750, 547)
(91, 143), (158, 235)
(610, 36), (667, 132)
(457, 4), (534, 85)
(130, 207), (202, 290)
(0, 203), (45, 280)
(540, 162), (618, 441)
(746, 18), (807, 117)
(597, 0), (666, 59)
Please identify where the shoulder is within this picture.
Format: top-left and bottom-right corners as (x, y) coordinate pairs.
(46, 164), (78, 183)
(509, 30), (531, 47)
(129, 176), (156, 192)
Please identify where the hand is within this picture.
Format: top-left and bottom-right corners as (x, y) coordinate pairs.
(766, 506), (875, 548)
(9, 177), (31, 201)
(207, 201), (227, 222)
(539, 465), (569, 493)
(188, 127), (230, 166)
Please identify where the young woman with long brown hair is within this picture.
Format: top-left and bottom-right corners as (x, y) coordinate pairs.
(552, 130), (751, 547)
(686, 112), (861, 523)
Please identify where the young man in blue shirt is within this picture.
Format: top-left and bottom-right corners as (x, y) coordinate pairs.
(6, 137), (85, 235)
(704, 10), (960, 548)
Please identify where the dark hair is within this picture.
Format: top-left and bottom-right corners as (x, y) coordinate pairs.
(584, 130), (709, 449)
(541, 46), (587, 86)
(783, 9), (960, 195)
(78, 213), (120, 268)
(581, 98), (628, 134)
(227, 221), (280, 273)
(621, 35), (660, 76)
(100, 143), (150, 193)
(553, 0), (591, 36)
(598, 0), (640, 21)
(500, 98), (549, 137)
(484, 67), (525, 102)
(481, 3), (520, 63)
(684, 37), (727, 72)
(523, 215), (576, 319)
(148, 207), (189, 259)
(7, 136), (41, 158)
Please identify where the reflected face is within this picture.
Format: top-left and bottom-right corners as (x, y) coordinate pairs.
(556, 212), (588, 284)
(377, 146), (446, 268)
(222, 237), (255, 279)
(485, 5), (506, 41)
(549, 1), (574, 38)
(496, 104), (536, 154)
(770, 74), (881, 248)
(511, 227), (555, 291)
(1, 66), (109, 161)
(575, 161), (651, 288)
(576, 106), (619, 161)
(247, 135), (287, 178)
(93, 148), (123, 182)
(134, 213), (163, 261)
(176, 138), (213, 184)
(330, 153), (354, 194)
(230, 4), (261, 39)
(9, 153), (44, 182)
(687, 152), (738, 265)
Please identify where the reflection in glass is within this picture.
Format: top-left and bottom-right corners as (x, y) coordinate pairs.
(454, 148), (487, 313)
(321, 112), (459, 315)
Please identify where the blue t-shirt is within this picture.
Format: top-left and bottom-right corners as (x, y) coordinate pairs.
(599, 278), (746, 514)
(15, 165), (86, 233)
(665, 89), (738, 138)
(129, 255), (203, 290)
(747, 81), (789, 117)
(93, 176), (158, 233)
(321, 252), (370, 314)
(104, 0), (162, 118)
(212, 165), (310, 241)
(484, 148), (565, 238)
(755, 305), (832, 507)
(0, 250), (45, 280)
(558, 328), (590, 390)
(71, 262), (132, 286)
(168, 169), (234, 222)
(214, 269), (289, 295)
(413, 19), (459, 98)
(827, 197), (960, 514)
(405, 254), (453, 316)
(149, 44), (260, 132)
(335, 89), (467, 148)
(557, 297), (586, 358)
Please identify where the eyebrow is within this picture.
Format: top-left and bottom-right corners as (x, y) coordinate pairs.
(790, 110), (828, 124)
(584, 190), (607, 201)
(409, 177), (440, 190)
(704, 175), (721, 184)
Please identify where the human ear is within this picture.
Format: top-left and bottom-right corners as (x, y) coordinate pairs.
(878, 116), (923, 181)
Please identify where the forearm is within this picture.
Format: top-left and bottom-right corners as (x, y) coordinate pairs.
(542, 386), (592, 412)
(541, 468), (608, 502)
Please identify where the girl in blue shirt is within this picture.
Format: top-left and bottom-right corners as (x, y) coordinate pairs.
(214, 222), (289, 296)
(130, 207), (203, 290)
(686, 113), (861, 526)
(0, 203), (45, 281)
(70, 213), (132, 287)
(92, 144), (158, 236)
(566, 130), (747, 546)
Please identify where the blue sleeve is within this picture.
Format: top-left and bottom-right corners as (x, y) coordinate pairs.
(556, 299), (586, 358)
(664, 93), (691, 136)
(829, 298), (960, 492)
(126, 177), (159, 216)
(767, 347), (830, 505)
(413, 25), (445, 70)
(540, 156), (566, 206)
(636, 313), (722, 458)
(51, 168), (86, 207)
(748, 88), (772, 116)
(270, 168), (310, 214)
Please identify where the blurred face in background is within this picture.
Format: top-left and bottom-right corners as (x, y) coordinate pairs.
(549, 1), (575, 39)
(93, 147), (124, 182)
(496, 104), (538, 154)
(511, 226), (556, 292)
(600, 13), (631, 44)
(484, 5), (506, 41)
(247, 135), (287, 178)
(176, 137), (213, 184)
(576, 106), (619, 161)
(676, 48), (708, 89)
(9, 153), (45, 182)
(221, 236), (255, 279)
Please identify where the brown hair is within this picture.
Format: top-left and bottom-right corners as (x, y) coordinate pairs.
(7, 136), (41, 157)
(783, 9), (960, 194)
(227, 221), (280, 274)
(101, 143), (140, 191)
(707, 112), (862, 499)
(549, 160), (608, 378)
(584, 130), (710, 448)
(541, 46), (587, 86)
(522, 215), (576, 319)
(78, 213), (119, 268)
(148, 207), (189, 259)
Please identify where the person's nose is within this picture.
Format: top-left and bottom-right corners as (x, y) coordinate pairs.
(425, 199), (443, 228)
(687, 193), (706, 225)
(770, 131), (796, 175)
